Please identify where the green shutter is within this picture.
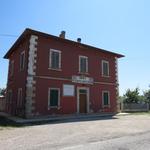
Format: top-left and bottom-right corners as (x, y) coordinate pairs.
(20, 53), (25, 70)
(103, 62), (109, 76)
(51, 52), (55, 68)
(51, 51), (59, 69)
(50, 89), (59, 106)
(55, 52), (59, 68)
(103, 92), (109, 105)
(80, 57), (87, 73)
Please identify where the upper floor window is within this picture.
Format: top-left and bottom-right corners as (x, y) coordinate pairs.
(49, 49), (61, 70)
(20, 51), (25, 71)
(102, 60), (109, 77)
(102, 91), (110, 107)
(79, 56), (88, 73)
(10, 60), (14, 76)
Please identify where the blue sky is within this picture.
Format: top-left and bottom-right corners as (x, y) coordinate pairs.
(0, 0), (150, 95)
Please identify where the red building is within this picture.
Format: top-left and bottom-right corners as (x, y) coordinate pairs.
(4, 28), (124, 118)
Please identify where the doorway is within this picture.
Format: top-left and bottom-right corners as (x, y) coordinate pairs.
(77, 87), (89, 113)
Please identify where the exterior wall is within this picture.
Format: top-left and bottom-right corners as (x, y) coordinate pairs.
(6, 38), (29, 116)
(25, 35), (38, 118)
(35, 79), (77, 116)
(5, 33), (120, 118)
(33, 78), (117, 116)
(30, 35), (118, 116)
(36, 36), (116, 84)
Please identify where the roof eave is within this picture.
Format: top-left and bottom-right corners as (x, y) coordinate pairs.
(3, 28), (30, 59)
(4, 28), (125, 59)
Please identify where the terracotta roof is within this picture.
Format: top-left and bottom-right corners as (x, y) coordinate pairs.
(4, 28), (124, 59)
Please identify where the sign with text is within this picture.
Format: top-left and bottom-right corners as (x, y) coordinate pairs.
(72, 75), (94, 84)
(63, 84), (75, 96)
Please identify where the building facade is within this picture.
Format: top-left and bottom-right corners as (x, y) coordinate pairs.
(4, 28), (124, 118)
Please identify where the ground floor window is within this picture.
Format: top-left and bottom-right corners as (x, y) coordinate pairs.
(7, 90), (12, 103)
(102, 91), (110, 107)
(48, 88), (60, 108)
(17, 88), (22, 108)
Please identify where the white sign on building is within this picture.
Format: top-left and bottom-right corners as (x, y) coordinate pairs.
(63, 84), (75, 96)
(72, 75), (94, 85)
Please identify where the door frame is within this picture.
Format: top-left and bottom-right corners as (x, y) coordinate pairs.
(77, 87), (89, 113)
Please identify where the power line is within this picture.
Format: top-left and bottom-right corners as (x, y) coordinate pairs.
(0, 34), (18, 37)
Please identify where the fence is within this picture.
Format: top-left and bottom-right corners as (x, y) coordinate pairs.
(122, 103), (149, 112)
(0, 96), (6, 112)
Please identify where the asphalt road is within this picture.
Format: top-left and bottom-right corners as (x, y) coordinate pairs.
(61, 131), (150, 150)
(0, 115), (150, 150)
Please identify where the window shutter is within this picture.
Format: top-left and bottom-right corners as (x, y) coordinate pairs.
(55, 52), (59, 68)
(51, 51), (60, 69)
(20, 52), (25, 70)
(104, 92), (109, 105)
(103, 61), (109, 76)
(80, 57), (87, 73)
(51, 52), (55, 68)
(50, 89), (58, 106)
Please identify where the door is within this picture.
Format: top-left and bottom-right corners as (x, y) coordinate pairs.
(79, 89), (87, 113)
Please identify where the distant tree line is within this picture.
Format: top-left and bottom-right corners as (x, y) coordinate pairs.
(119, 87), (150, 104)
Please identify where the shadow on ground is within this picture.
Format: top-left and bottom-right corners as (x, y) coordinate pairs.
(0, 115), (118, 128)
(0, 116), (23, 128)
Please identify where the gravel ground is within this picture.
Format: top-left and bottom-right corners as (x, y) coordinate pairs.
(0, 115), (150, 150)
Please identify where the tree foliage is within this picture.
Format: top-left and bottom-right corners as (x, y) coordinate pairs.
(121, 86), (150, 104)
(0, 88), (6, 96)
(143, 89), (150, 103)
(123, 88), (140, 103)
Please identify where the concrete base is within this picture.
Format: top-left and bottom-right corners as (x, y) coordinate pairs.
(0, 112), (117, 125)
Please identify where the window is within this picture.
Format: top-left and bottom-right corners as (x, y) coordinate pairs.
(7, 90), (12, 103)
(10, 60), (14, 76)
(102, 60), (109, 77)
(49, 49), (61, 70)
(20, 51), (25, 71)
(102, 91), (110, 106)
(79, 56), (88, 73)
(17, 88), (22, 108)
(79, 89), (87, 94)
(48, 88), (60, 108)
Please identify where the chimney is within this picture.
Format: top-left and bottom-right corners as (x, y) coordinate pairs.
(59, 31), (65, 39)
(77, 38), (81, 43)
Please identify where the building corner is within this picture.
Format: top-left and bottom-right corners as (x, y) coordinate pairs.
(25, 35), (38, 118)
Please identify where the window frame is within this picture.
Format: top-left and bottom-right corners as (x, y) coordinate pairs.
(102, 60), (110, 77)
(79, 55), (88, 74)
(49, 49), (62, 71)
(7, 90), (12, 103)
(10, 60), (14, 76)
(48, 88), (60, 109)
(17, 88), (22, 108)
(102, 90), (110, 107)
(20, 51), (25, 71)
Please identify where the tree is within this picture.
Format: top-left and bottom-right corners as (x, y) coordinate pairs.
(123, 88), (140, 103)
(143, 89), (150, 104)
(0, 88), (6, 96)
